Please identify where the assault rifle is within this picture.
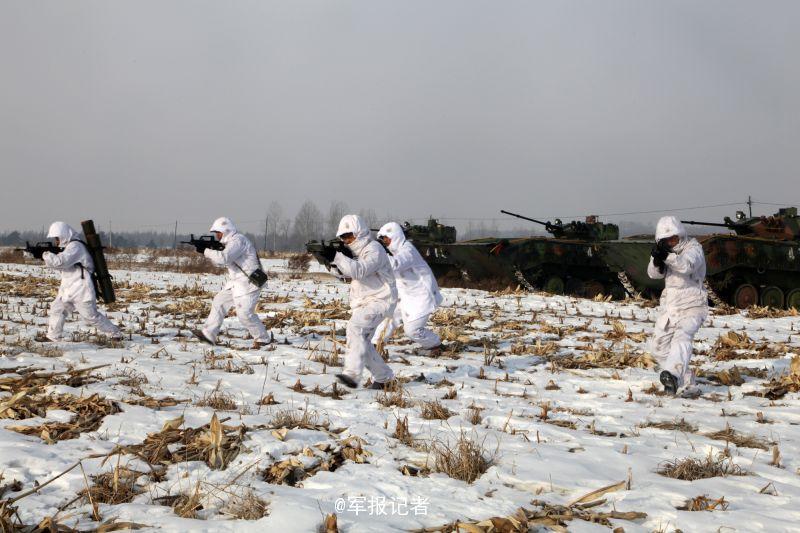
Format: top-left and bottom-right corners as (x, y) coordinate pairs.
(305, 239), (352, 271)
(15, 241), (63, 260)
(182, 234), (225, 254)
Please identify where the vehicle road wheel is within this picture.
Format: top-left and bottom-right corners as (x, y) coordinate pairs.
(733, 284), (758, 309)
(786, 288), (800, 310)
(609, 283), (627, 301)
(760, 286), (785, 309)
(543, 276), (565, 295)
(582, 281), (605, 299)
(565, 278), (584, 297)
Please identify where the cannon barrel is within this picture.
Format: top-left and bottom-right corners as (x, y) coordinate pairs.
(500, 210), (550, 226)
(681, 220), (735, 228)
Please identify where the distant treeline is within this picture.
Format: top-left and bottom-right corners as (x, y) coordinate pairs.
(0, 200), (658, 251)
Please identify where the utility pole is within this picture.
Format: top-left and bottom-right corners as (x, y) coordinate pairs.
(173, 220), (178, 250)
(264, 217), (268, 252)
(108, 220), (113, 248)
(747, 195), (753, 218)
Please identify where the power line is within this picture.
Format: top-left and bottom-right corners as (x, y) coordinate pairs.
(752, 201), (800, 207)
(405, 201), (747, 223)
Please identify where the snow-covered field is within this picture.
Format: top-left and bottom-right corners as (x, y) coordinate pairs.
(1, 260), (799, 532)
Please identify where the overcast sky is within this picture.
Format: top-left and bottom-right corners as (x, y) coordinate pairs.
(1, 1), (798, 234)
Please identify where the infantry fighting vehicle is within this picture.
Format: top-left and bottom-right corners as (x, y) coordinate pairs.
(490, 211), (627, 298)
(596, 208), (800, 308)
(685, 207), (800, 308)
(413, 212), (630, 297)
(402, 219), (508, 282)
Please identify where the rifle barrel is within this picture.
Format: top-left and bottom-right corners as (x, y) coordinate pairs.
(500, 210), (549, 226)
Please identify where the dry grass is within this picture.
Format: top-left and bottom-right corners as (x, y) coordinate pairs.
(287, 253), (312, 272)
(222, 490), (270, 520)
(269, 407), (330, 431)
(0, 273), (59, 298)
(195, 385), (241, 412)
(657, 452), (746, 481)
(709, 331), (787, 362)
(467, 406), (483, 425)
(604, 320), (647, 343)
(745, 305), (799, 319)
(392, 416), (414, 446)
(549, 347), (656, 370)
(420, 400), (454, 420)
(640, 419), (697, 433)
(412, 500), (647, 532)
(431, 308), (481, 328)
(167, 482), (205, 518)
(195, 390), (239, 411)
(677, 495), (729, 511)
(263, 436), (371, 486)
(376, 386), (410, 408)
(706, 425), (771, 450)
(84, 466), (146, 505)
(700, 366), (745, 386)
(3, 393), (120, 443)
(106, 248), (224, 274)
(155, 299), (209, 320)
(0, 249), (28, 264)
(430, 432), (493, 484)
(128, 414), (246, 470)
(746, 356), (800, 400)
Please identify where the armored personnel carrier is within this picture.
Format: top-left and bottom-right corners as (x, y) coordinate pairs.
(596, 208), (800, 308)
(403, 219), (508, 282)
(684, 207), (800, 309)
(413, 212), (628, 297)
(489, 211), (627, 298)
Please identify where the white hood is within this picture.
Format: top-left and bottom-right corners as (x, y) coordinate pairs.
(655, 216), (688, 252)
(210, 217), (237, 242)
(44, 221), (96, 302)
(332, 214), (397, 311)
(648, 215), (707, 316)
(47, 221), (80, 244)
(337, 214), (371, 255)
(376, 222), (406, 254)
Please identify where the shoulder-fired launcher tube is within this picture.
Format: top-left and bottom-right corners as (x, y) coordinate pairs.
(81, 219), (116, 303)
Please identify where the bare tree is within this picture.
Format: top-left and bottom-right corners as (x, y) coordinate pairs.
(266, 201), (284, 251)
(326, 201), (349, 237)
(279, 219), (292, 250)
(358, 208), (379, 232)
(292, 200), (324, 248)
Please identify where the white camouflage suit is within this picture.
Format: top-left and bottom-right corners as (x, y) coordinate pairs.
(372, 222), (443, 349)
(647, 216), (708, 388)
(43, 222), (121, 340)
(201, 217), (271, 344)
(333, 215), (398, 384)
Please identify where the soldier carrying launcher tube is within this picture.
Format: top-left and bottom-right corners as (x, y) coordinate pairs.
(36, 222), (122, 342)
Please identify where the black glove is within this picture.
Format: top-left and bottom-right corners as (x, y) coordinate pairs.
(320, 245), (337, 263)
(193, 243), (208, 254)
(651, 242), (669, 273)
(334, 241), (353, 258)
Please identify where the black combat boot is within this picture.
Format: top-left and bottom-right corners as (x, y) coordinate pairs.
(191, 329), (215, 346)
(335, 373), (358, 389)
(660, 370), (679, 395)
